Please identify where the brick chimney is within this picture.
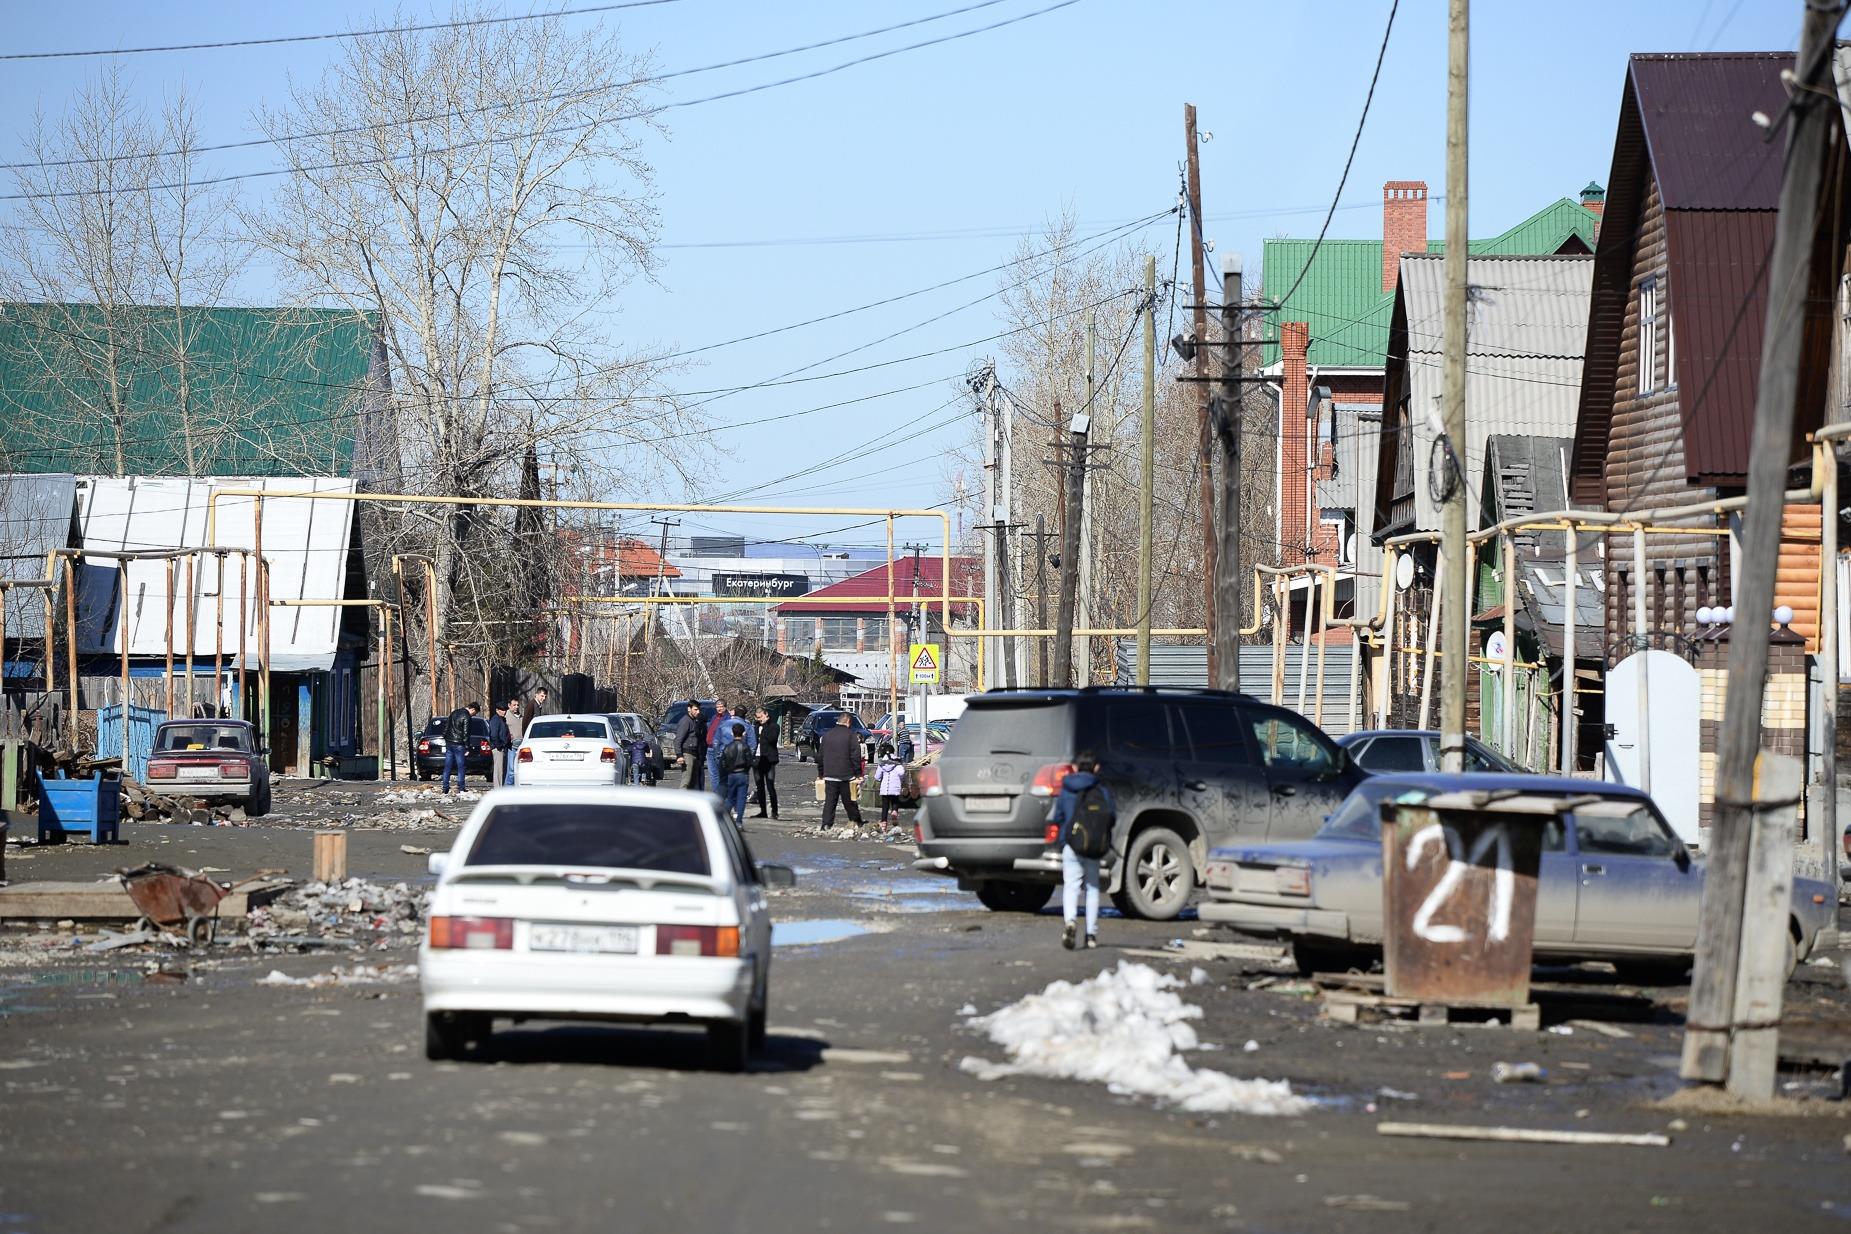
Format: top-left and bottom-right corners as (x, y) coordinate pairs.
(1381, 181), (1429, 294)
(1279, 322), (1311, 553)
(1580, 181), (1605, 236)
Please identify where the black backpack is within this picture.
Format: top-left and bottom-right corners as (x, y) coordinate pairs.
(1067, 783), (1116, 858)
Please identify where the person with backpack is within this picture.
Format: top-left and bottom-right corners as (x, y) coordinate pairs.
(718, 721), (755, 828)
(441, 702), (479, 796)
(1045, 751), (1115, 950)
(874, 748), (907, 825)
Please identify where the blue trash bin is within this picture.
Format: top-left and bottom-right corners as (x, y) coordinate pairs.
(36, 771), (122, 845)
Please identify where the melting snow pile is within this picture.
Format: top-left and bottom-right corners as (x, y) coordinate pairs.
(959, 961), (1311, 1116)
(259, 963), (418, 987)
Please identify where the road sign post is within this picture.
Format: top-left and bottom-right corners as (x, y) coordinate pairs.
(908, 643), (942, 686)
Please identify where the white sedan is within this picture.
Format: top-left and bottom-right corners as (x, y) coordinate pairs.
(419, 785), (793, 1070)
(512, 713), (623, 786)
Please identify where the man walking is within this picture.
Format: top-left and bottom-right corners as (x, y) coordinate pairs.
(503, 698), (524, 785)
(750, 706), (780, 820)
(1045, 751), (1115, 950)
(441, 701), (478, 796)
(487, 702), (513, 788)
(673, 701), (706, 791)
(718, 721), (754, 829)
(816, 712), (865, 831)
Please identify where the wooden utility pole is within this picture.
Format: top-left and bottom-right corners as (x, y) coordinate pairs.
(1438, 0), (1470, 773)
(1214, 254), (1244, 691)
(646, 517), (678, 649)
(1078, 311), (1097, 685)
(1184, 103), (1217, 680)
(1034, 513), (1051, 687)
(1053, 404), (1089, 688)
(1136, 255), (1157, 685)
(1682, 0), (1841, 1090)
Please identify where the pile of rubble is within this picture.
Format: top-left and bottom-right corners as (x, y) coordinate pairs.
(245, 877), (428, 949)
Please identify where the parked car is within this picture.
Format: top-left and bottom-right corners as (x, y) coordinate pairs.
(867, 711), (959, 759)
(1199, 772), (1839, 979)
(145, 719), (272, 815)
(911, 687), (1367, 920)
(794, 710), (872, 763)
(419, 785), (795, 1068)
(1336, 728), (1520, 774)
(513, 714), (623, 787)
(413, 716), (494, 782)
(865, 722), (947, 762)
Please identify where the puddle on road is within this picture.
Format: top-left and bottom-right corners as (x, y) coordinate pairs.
(773, 919), (873, 947)
(787, 854), (981, 914)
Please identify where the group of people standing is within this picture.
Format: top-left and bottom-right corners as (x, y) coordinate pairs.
(437, 686), (559, 794)
(672, 701), (781, 829)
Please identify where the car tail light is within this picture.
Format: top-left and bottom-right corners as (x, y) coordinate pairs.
(1029, 762), (1077, 797)
(913, 821), (923, 844)
(148, 764), (176, 780)
(1044, 822), (1060, 845)
(218, 763), (249, 779)
(655, 925), (740, 957)
(418, 739), (431, 754)
(517, 747), (533, 763)
(478, 740), (490, 753)
(600, 746), (618, 763)
(1275, 867), (1312, 897)
(428, 916), (513, 949)
(916, 765), (942, 797)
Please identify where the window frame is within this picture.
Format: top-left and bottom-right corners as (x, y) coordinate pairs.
(1637, 276), (1660, 396)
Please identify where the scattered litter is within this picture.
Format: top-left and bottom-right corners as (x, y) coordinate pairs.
(1547, 1025), (1575, 1036)
(1325, 1195), (1411, 1212)
(1378, 1122), (1670, 1148)
(1490, 1062), (1545, 1084)
(246, 877), (428, 947)
(84, 929), (158, 953)
(959, 961), (1311, 1116)
(821, 1048), (912, 1065)
(1564, 1020), (1633, 1039)
(1377, 1087), (1419, 1102)
(399, 845), (433, 856)
(258, 963), (418, 988)
(1242, 1040), (1260, 1053)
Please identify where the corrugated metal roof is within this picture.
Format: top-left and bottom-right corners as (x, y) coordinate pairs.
(1465, 198), (1599, 255)
(0, 474), (75, 640)
(773, 555), (980, 616)
(0, 304), (383, 478)
(1397, 253), (1594, 358)
(74, 476), (358, 672)
(1109, 641), (1360, 735)
(1629, 53), (1788, 210)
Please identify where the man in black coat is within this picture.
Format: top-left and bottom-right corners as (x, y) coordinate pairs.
(672, 701), (706, 791)
(750, 706), (780, 819)
(441, 702), (478, 795)
(486, 702), (513, 787)
(816, 712), (865, 830)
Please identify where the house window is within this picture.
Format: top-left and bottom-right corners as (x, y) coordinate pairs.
(818, 617), (859, 649)
(1638, 277), (1660, 395)
(1666, 291), (1676, 389)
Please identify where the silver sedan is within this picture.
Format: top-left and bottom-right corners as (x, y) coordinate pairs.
(1200, 773), (1839, 980)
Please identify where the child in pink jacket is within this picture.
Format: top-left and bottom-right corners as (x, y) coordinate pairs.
(875, 751), (907, 824)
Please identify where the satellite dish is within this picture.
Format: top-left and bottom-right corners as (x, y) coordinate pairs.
(1394, 554), (1416, 591)
(1343, 533), (1357, 565)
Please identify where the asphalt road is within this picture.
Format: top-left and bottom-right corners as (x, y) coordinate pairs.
(2, 765), (1848, 1233)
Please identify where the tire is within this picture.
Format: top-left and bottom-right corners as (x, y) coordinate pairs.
(707, 1018), (751, 1073)
(247, 781), (271, 818)
(424, 1012), (467, 1061)
(1119, 826), (1196, 920)
(748, 1001), (768, 1051)
(975, 881), (1055, 914)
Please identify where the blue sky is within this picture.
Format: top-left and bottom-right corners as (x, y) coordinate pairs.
(0, 0), (1799, 548)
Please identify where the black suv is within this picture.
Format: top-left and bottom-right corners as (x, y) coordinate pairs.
(913, 687), (1365, 920)
(794, 710), (872, 763)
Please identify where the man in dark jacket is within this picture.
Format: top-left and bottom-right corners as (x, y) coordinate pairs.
(673, 701), (706, 791)
(718, 721), (754, 829)
(486, 702), (513, 787)
(1046, 751), (1115, 950)
(816, 712), (865, 830)
(750, 707), (779, 819)
(441, 702), (478, 795)
(528, 686), (556, 718)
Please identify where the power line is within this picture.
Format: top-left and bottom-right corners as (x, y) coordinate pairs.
(0, 1), (683, 61)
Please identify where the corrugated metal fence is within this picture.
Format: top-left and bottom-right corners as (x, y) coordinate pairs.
(1111, 640), (1360, 735)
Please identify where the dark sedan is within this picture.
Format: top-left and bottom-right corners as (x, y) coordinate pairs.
(1337, 728), (1521, 774)
(413, 717), (494, 782)
(794, 710), (871, 763)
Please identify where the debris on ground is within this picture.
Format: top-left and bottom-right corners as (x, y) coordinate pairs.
(959, 960), (1312, 1116)
(257, 962), (418, 988)
(245, 877), (427, 946)
(1490, 1062), (1546, 1084)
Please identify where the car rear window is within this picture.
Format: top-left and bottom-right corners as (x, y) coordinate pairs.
(157, 725), (249, 752)
(946, 701), (1068, 757)
(464, 803), (711, 874)
(528, 720), (610, 740)
(1359, 735), (1426, 772)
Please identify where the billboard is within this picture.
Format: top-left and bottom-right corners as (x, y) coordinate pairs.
(712, 572), (811, 598)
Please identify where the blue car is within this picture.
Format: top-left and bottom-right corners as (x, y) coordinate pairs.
(1200, 772), (1839, 981)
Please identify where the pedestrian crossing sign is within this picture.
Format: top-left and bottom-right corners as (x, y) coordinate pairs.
(908, 642), (942, 685)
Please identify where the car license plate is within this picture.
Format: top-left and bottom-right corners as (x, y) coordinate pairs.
(528, 924), (637, 954)
(178, 766), (218, 780)
(548, 751), (585, 762)
(963, 795), (1011, 813)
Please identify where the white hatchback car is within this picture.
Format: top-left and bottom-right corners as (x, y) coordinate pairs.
(419, 785), (793, 1070)
(513, 713), (622, 786)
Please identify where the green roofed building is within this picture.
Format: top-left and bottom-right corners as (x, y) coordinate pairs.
(0, 302), (391, 480)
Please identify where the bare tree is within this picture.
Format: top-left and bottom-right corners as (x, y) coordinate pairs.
(250, 5), (702, 685)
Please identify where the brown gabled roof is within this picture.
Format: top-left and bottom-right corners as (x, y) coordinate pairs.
(1571, 52), (1842, 501)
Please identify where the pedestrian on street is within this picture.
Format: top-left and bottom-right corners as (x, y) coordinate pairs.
(503, 699), (524, 785)
(706, 701), (756, 792)
(895, 725), (916, 765)
(1046, 751), (1115, 950)
(673, 701), (706, 791)
(875, 749), (906, 824)
(441, 701), (479, 795)
(719, 721), (754, 829)
(750, 707), (780, 819)
(528, 685), (556, 718)
(626, 731), (655, 785)
(487, 702), (513, 788)
(816, 711), (865, 831)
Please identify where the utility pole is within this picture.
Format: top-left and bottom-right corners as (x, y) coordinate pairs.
(1078, 311), (1097, 685)
(646, 517), (679, 649)
(1214, 253), (1244, 692)
(992, 373), (1018, 688)
(1034, 514), (1051, 687)
(1437, 0), (1470, 773)
(1053, 402), (1090, 688)
(1184, 103), (1217, 680)
(980, 366), (1000, 692)
(1136, 254), (1157, 685)
(1682, 0), (1841, 1092)
(906, 542), (927, 742)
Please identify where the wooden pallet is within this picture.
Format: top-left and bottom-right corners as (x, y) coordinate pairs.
(0, 879), (288, 923)
(1314, 972), (1541, 1030)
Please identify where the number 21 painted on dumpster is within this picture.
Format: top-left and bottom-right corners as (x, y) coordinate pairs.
(1405, 822), (1514, 945)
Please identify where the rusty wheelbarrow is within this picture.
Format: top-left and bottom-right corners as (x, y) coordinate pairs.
(116, 863), (285, 946)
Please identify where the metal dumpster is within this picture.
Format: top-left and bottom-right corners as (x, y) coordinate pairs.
(36, 771), (122, 845)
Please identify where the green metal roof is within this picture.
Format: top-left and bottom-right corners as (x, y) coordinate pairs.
(1261, 198), (1598, 369)
(0, 303), (381, 477)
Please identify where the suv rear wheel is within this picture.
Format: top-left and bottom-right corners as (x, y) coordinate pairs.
(975, 881), (1054, 914)
(1117, 826), (1195, 920)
